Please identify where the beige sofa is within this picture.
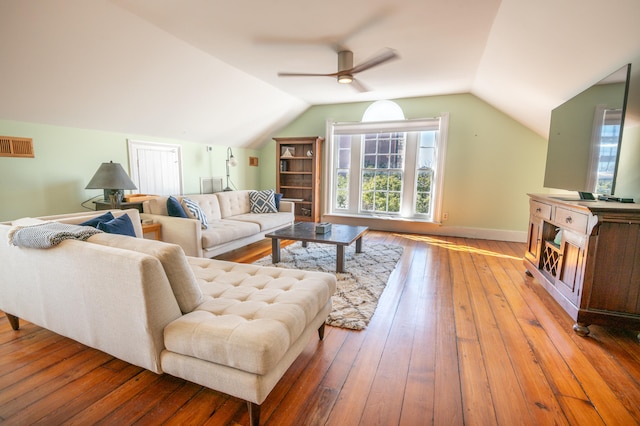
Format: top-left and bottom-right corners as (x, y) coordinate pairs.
(141, 190), (294, 258)
(0, 209), (336, 425)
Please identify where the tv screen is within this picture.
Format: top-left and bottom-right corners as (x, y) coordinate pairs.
(543, 64), (631, 197)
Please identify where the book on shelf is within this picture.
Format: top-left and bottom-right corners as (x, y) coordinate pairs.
(281, 198), (304, 202)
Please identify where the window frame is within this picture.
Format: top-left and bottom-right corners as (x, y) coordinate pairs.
(325, 113), (448, 223)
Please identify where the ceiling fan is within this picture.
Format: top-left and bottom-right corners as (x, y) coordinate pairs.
(277, 48), (399, 92)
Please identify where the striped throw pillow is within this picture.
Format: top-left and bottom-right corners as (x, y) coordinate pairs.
(181, 197), (209, 229)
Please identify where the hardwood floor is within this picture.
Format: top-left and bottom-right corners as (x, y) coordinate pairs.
(2, 231), (640, 425)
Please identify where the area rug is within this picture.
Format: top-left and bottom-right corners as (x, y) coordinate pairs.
(253, 242), (403, 330)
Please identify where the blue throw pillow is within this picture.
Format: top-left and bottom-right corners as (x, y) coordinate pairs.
(80, 211), (115, 228)
(167, 196), (188, 218)
(249, 190), (277, 213)
(274, 193), (283, 210)
(96, 213), (136, 237)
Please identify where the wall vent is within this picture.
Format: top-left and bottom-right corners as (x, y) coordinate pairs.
(0, 136), (34, 158)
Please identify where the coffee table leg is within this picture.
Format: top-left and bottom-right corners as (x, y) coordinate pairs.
(336, 245), (345, 273)
(271, 238), (281, 263)
(356, 236), (363, 253)
(302, 241), (308, 248)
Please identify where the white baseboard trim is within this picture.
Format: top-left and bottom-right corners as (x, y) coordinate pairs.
(322, 214), (527, 243)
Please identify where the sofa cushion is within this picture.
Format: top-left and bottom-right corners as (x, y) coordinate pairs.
(181, 198), (209, 230)
(249, 190), (277, 214)
(96, 213), (137, 237)
(147, 196), (171, 216)
(180, 194), (222, 220)
(200, 220), (260, 248)
(88, 233), (204, 313)
(226, 212), (292, 232)
(164, 258), (336, 375)
(215, 190), (251, 219)
(167, 196), (188, 218)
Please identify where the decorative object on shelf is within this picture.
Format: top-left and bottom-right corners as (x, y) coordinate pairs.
(306, 150), (313, 157)
(281, 146), (294, 158)
(280, 160), (287, 172)
(224, 147), (238, 191)
(85, 161), (137, 208)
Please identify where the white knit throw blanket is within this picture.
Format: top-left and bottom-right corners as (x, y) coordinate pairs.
(8, 222), (103, 249)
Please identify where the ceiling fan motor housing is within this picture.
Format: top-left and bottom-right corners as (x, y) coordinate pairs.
(337, 50), (354, 83)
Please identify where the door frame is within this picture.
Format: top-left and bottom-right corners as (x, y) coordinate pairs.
(127, 139), (184, 195)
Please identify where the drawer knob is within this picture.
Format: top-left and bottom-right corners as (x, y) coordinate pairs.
(536, 208), (542, 213)
(565, 216), (573, 224)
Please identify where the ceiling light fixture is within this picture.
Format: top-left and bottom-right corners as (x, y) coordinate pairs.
(337, 74), (353, 84)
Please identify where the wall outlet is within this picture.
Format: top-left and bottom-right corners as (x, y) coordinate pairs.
(206, 146), (213, 152)
(442, 212), (449, 221)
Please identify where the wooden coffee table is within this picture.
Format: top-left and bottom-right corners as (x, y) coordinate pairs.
(265, 222), (369, 273)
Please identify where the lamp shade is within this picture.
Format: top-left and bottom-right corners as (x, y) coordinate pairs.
(85, 161), (137, 190)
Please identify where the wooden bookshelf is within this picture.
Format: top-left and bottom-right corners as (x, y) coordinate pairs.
(274, 136), (323, 222)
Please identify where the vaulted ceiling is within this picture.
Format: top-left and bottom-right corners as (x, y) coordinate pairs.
(1, 0), (639, 148)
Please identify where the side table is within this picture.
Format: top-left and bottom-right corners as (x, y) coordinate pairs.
(142, 223), (162, 240)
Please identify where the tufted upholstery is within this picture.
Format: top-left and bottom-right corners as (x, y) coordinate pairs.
(164, 257), (336, 375)
(216, 190), (253, 218)
(141, 191), (294, 258)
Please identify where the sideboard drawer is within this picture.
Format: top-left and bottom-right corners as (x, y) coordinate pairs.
(530, 200), (552, 220)
(554, 207), (588, 234)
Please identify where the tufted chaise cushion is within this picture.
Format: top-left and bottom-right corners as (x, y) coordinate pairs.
(163, 258), (336, 375)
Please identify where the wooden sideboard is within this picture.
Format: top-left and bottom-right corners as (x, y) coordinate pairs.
(523, 194), (640, 338)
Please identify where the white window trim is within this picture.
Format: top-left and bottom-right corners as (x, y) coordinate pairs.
(324, 113), (448, 223)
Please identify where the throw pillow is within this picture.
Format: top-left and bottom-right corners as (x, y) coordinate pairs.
(80, 211), (115, 228)
(274, 192), (283, 210)
(249, 189), (277, 213)
(167, 196), (188, 218)
(181, 197), (209, 229)
(96, 213), (136, 237)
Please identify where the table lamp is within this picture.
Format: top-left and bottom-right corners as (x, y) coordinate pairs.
(86, 161), (137, 208)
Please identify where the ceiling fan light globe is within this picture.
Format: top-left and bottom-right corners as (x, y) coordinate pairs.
(338, 74), (353, 84)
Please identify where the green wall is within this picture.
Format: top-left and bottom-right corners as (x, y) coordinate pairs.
(261, 93), (548, 233)
(0, 120), (260, 221)
(1, 92), (549, 237)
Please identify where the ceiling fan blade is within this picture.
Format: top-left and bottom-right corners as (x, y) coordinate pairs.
(350, 78), (371, 93)
(278, 71), (338, 77)
(350, 48), (399, 74)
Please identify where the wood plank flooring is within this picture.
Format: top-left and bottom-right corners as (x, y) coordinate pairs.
(1, 231), (640, 425)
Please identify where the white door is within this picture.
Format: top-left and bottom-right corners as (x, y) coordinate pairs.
(128, 139), (183, 195)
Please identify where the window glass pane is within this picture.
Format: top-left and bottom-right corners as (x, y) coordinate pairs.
(363, 155), (376, 168)
(415, 169), (432, 215)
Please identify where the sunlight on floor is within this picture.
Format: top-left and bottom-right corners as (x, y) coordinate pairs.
(394, 233), (522, 260)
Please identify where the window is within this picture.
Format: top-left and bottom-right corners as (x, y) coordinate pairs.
(327, 103), (448, 223)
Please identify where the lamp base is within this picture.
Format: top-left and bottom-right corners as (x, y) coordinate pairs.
(104, 189), (124, 208)
(223, 187), (233, 192)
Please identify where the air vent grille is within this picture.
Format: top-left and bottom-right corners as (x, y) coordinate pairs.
(0, 136), (34, 158)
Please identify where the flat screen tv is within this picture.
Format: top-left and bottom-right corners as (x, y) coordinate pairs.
(543, 64), (631, 198)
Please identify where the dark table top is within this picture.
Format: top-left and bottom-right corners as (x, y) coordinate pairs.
(265, 222), (368, 246)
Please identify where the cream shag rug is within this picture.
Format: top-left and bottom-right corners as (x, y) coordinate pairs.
(253, 241), (403, 330)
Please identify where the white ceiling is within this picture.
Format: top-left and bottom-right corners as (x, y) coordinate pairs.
(1, 0), (639, 149)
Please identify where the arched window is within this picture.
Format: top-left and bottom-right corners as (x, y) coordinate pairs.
(327, 101), (448, 223)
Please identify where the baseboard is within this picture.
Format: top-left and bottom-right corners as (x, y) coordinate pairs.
(322, 214), (527, 243)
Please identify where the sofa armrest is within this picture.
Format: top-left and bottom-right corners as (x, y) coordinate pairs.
(279, 201), (294, 213)
(140, 213), (203, 257)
